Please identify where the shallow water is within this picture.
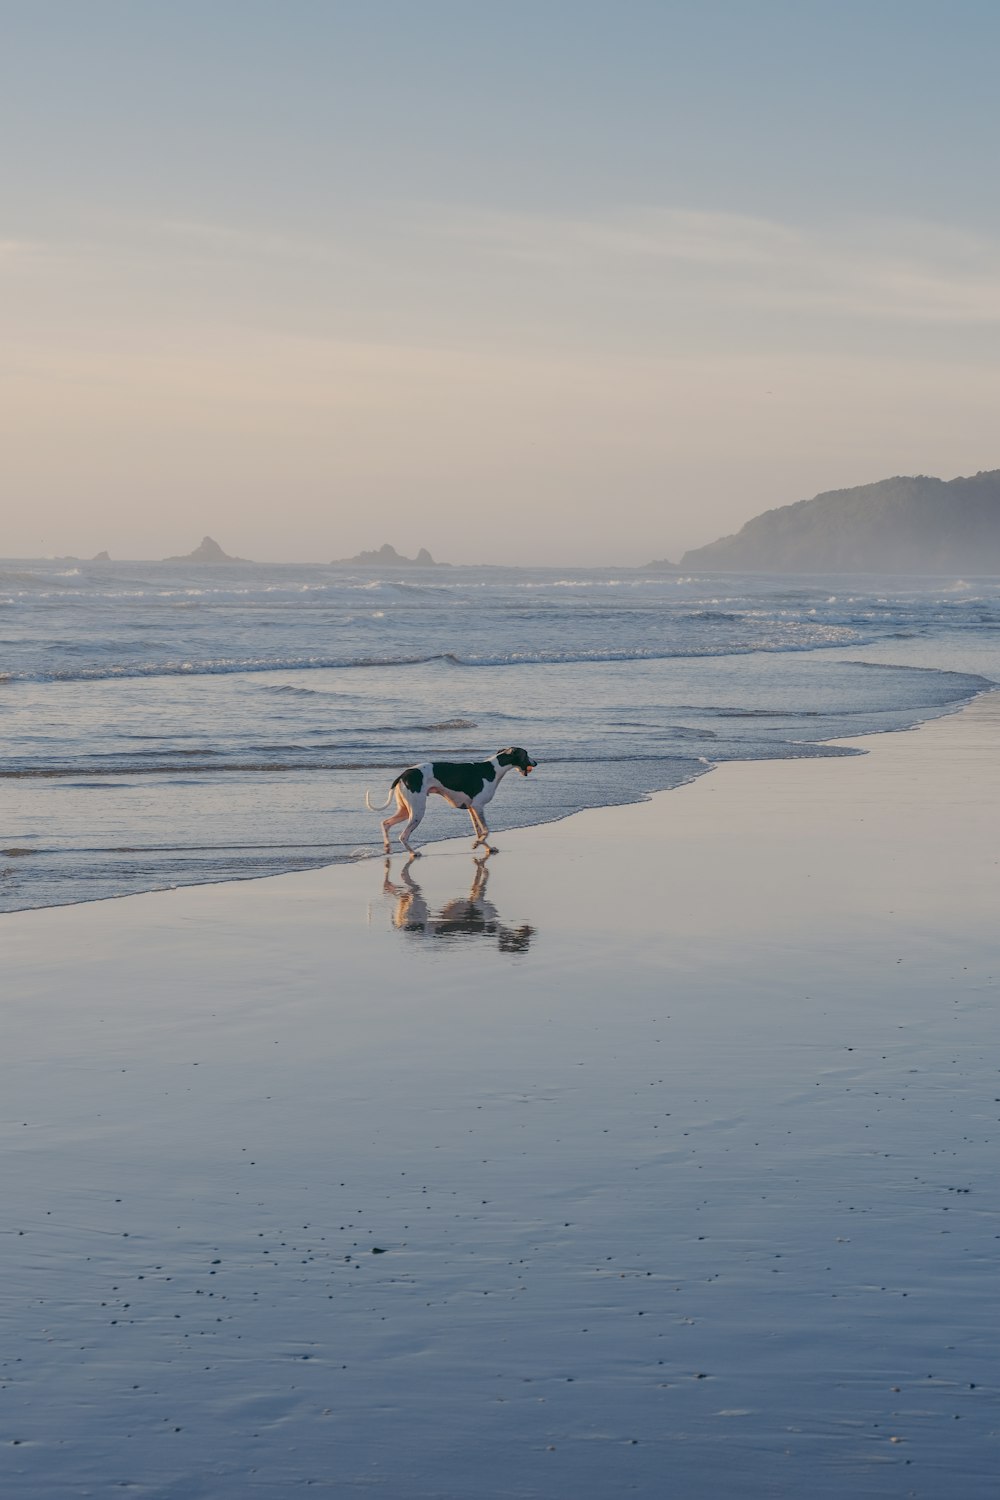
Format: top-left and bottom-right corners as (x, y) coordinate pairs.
(3, 561), (999, 911)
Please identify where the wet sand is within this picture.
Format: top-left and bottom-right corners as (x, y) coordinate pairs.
(4, 694), (999, 1498)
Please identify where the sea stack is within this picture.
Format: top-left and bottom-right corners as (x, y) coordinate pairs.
(335, 543), (442, 566)
(163, 536), (249, 563)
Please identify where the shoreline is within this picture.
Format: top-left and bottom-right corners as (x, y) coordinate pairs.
(5, 694), (1000, 1497)
(4, 676), (990, 920)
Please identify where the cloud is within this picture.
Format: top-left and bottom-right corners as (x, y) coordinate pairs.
(429, 205), (1000, 326)
(0, 237), (46, 267)
(155, 218), (341, 265)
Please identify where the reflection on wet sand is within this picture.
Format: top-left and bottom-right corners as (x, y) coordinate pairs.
(382, 856), (535, 953)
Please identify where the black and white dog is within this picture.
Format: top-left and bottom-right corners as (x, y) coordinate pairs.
(365, 747), (537, 855)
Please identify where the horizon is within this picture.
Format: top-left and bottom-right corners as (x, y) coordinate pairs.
(4, 3), (1000, 564)
(8, 463), (1000, 569)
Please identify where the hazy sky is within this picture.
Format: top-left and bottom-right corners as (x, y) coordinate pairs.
(3, 1), (1000, 564)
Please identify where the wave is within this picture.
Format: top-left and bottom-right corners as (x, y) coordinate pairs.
(673, 676), (993, 717)
(0, 569), (89, 591)
(2, 761), (394, 778)
(400, 717), (478, 732)
(0, 652), (459, 683)
(683, 609), (742, 622)
(685, 706), (825, 719)
(258, 697), (484, 729)
(251, 718), (480, 739)
(0, 634), (882, 684)
(1, 748), (706, 780)
(0, 573), (457, 605)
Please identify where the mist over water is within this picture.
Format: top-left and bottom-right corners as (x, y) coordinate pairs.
(3, 560), (998, 912)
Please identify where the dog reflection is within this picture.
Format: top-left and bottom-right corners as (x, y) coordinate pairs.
(382, 856), (535, 953)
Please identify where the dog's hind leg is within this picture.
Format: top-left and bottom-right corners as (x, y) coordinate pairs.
(380, 791), (410, 852)
(381, 809), (407, 851)
(397, 790), (427, 855)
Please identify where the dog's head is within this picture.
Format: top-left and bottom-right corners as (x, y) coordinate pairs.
(497, 747), (537, 777)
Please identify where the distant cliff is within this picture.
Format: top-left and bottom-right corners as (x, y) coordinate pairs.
(336, 543), (442, 567)
(163, 536), (248, 563)
(681, 471), (1000, 573)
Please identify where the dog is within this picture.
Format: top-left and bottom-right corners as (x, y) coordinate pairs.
(365, 747), (537, 855)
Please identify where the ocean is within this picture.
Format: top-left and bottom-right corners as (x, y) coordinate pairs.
(3, 559), (999, 914)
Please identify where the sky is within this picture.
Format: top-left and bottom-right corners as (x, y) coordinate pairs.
(3, 0), (1000, 565)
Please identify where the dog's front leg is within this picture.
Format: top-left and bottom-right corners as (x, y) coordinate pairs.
(471, 805), (497, 854)
(400, 809), (424, 855)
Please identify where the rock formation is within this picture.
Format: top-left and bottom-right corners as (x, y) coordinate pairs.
(335, 543), (442, 566)
(681, 471), (1000, 573)
(163, 536), (249, 563)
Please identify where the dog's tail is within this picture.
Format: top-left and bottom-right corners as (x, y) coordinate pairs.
(365, 776), (401, 813)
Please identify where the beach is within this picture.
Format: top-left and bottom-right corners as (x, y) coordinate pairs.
(5, 560), (992, 916)
(4, 694), (999, 1498)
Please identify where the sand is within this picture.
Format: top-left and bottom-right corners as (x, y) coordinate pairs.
(4, 695), (999, 1498)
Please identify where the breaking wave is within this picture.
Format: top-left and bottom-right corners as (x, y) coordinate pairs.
(2, 636), (871, 684)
